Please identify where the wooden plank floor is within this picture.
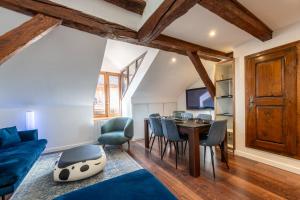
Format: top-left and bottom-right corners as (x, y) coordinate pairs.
(128, 140), (300, 200)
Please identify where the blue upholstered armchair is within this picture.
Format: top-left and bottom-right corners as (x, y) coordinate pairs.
(98, 117), (133, 149)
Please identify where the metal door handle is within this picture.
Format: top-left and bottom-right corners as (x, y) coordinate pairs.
(249, 96), (254, 109)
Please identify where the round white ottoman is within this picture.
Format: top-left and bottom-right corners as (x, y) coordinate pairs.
(53, 145), (106, 182)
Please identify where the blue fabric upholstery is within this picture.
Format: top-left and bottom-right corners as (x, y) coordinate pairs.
(0, 126), (21, 147)
(200, 120), (227, 146)
(161, 118), (182, 141)
(149, 113), (160, 118)
(98, 117), (133, 145)
(54, 169), (177, 200)
(18, 129), (38, 142)
(0, 128), (47, 196)
(149, 117), (164, 137)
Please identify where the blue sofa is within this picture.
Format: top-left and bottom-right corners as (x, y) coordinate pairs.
(0, 126), (47, 197)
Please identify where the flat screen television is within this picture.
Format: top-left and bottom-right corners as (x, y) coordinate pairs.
(186, 87), (214, 110)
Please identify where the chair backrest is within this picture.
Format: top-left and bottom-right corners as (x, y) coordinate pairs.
(149, 117), (164, 137)
(197, 114), (212, 121)
(173, 111), (185, 119)
(161, 118), (180, 141)
(205, 120), (227, 146)
(149, 113), (160, 118)
(101, 117), (134, 138)
(181, 112), (193, 120)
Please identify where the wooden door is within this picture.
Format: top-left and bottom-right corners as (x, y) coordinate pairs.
(245, 46), (297, 155)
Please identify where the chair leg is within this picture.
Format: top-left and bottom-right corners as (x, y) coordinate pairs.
(181, 141), (184, 155)
(149, 133), (154, 145)
(103, 144), (106, 149)
(210, 146), (215, 179)
(150, 136), (156, 153)
(204, 145), (206, 167)
(160, 136), (163, 157)
(162, 140), (169, 160)
(127, 141), (130, 150)
(219, 144), (229, 169)
(175, 142), (178, 169)
(184, 140), (188, 154)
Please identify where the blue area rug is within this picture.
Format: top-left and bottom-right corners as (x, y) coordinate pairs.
(54, 169), (177, 200)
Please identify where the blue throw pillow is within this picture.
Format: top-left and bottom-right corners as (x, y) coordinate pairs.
(0, 126), (21, 147)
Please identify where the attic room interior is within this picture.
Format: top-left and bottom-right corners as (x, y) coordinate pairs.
(1, 0), (300, 199)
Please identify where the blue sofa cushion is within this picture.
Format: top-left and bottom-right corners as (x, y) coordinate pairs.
(0, 126), (21, 147)
(54, 169), (177, 200)
(0, 139), (47, 194)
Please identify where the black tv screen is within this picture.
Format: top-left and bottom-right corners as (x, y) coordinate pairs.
(186, 87), (214, 109)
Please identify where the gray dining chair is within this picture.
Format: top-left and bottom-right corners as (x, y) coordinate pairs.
(148, 116), (164, 157)
(173, 111), (185, 119)
(181, 112), (193, 120)
(149, 113), (160, 144)
(197, 114), (212, 121)
(200, 120), (229, 179)
(161, 118), (188, 169)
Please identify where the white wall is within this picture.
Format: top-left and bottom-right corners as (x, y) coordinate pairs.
(177, 61), (215, 118)
(233, 21), (300, 174)
(0, 9), (107, 152)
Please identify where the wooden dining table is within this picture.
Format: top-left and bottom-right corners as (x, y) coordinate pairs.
(144, 118), (228, 177)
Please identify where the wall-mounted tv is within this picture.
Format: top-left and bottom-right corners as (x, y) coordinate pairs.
(186, 87), (214, 110)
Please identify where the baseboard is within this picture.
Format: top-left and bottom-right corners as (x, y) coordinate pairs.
(44, 141), (97, 154)
(235, 150), (300, 175)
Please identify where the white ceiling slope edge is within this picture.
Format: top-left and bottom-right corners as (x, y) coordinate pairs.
(132, 50), (215, 104)
(101, 39), (150, 73)
(0, 9), (107, 108)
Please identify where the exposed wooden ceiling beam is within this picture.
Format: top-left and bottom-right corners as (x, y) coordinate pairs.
(0, 0), (231, 62)
(0, 14), (61, 65)
(138, 0), (199, 43)
(198, 0), (273, 41)
(0, 0), (138, 42)
(103, 0), (146, 15)
(187, 51), (216, 97)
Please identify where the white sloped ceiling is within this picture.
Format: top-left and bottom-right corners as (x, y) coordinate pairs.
(0, 8), (107, 108)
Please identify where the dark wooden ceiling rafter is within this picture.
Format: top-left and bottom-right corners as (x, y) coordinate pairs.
(187, 51), (216, 97)
(198, 0), (273, 41)
(138, 0), (199, 43)
(0, 0), (232, 62)
(0, 14), (61, 65)
(103, 0), (146, 15)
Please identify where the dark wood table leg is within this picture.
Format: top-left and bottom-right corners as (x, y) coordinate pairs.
(144, 119), (149, 149)
(188, 128), (200, 177)
(221, 130), (228, 162)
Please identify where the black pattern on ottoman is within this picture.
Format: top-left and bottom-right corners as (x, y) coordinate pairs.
(54, 145), (106, 182)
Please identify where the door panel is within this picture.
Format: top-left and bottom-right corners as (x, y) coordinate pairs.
(256, 106), (284, 144)
(255, 58), (283, 97)
(246, 47), (297, 155)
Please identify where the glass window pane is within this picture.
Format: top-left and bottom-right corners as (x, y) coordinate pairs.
(121, 70), (128, 96)
(109, 75), (120, 115)
(128, 62), (136, 83)
(94, 74), (105, 116)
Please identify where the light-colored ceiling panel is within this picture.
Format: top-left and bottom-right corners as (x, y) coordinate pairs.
(238, 0), (300, 30)
(0, 8), (31, 35)
(101, 39), (150, 73)
(162, 5), (252, 52)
